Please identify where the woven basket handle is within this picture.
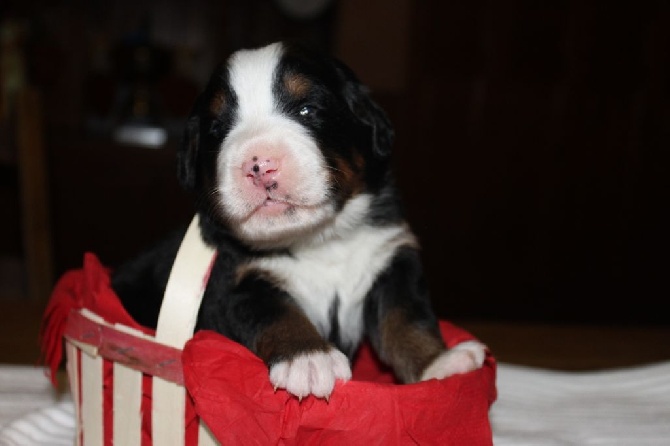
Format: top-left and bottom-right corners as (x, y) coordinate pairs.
(155, 214), (217, 348)
(152, 214), (218, 445)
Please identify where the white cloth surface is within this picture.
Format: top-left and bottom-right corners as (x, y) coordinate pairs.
(491, 361), (670, 445)
(0, 366), (74, 446)
(1, 362), (669, 445)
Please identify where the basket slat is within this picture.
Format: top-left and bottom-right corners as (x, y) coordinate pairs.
(112, 324), (147, 445)
(66, 342), (82, 446)
(112, 323), (145, 446)
(152, 378), (186, 445)
(80, 347), (104, 446)
(112, 363), (142, 446)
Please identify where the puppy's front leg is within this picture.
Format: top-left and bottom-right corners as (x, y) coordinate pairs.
(260, 305), (351, 400)
(364, 247), (486, 383)
(204, 268), (351, 400)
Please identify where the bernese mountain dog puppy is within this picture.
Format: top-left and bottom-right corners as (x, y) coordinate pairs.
(112, 41), (486, 400)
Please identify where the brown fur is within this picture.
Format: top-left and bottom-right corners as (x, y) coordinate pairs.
(329, 152), (366, 198)
(254, 303), (331, 364)
(209, 90), (226, 117)
(379, 309), (446, 383)
(284, 73), (311, 98)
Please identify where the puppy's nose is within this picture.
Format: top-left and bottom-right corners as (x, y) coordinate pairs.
(243, 156), (280, 190)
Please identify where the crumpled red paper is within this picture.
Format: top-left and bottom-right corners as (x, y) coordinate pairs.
(183, 322), (496, 445)
(40, 253), (154, 385)
(41, 253), (497, 445)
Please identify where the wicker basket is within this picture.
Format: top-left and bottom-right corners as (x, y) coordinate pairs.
(62, 216), (218, 445)
(42, 215), (497, 446)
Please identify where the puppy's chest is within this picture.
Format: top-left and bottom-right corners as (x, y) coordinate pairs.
(251, 225), (413, 349)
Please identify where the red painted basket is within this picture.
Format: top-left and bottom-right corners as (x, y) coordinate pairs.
(41, 217), (497, 446)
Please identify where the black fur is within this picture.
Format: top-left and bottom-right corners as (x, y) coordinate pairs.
(112, 42), (453, 390)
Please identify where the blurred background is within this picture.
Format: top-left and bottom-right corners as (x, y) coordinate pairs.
(1, 0), (668, 332)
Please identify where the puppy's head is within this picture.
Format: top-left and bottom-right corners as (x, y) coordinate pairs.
(179, 42), (394, 248)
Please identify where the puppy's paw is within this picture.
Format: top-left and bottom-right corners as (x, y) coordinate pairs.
(420, 340), (487, 381)
(269, 348), (352, 400)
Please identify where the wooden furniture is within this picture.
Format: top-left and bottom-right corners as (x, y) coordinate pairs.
(16, 88), (54, 301)
(0, 87), (54, 302)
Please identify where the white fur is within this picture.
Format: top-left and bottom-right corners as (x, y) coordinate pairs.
(420, 340), (487, 381)
(250, 194), (417, 349)
(219, 42), (334, 248)
(227, 42), (283, 120)
(217, 116), (332, 244)
(269, 348), (352, 399)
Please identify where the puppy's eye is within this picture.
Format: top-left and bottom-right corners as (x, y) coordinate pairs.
(299, 105), (313, 117)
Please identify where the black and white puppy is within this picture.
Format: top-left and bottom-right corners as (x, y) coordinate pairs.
(112, 41), (486, 400)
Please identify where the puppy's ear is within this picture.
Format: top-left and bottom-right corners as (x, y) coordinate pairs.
(177, 115), (200, 191)
(336, 62), (394, 157)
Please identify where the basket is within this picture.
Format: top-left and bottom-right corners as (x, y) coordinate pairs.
(41, 216), (497, 446)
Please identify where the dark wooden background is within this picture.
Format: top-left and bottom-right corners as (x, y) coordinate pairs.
(397, 2), (670, 324)
(2, 0), (668, 325)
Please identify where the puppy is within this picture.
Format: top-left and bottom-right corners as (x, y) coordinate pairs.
(112, 41), (486, 400)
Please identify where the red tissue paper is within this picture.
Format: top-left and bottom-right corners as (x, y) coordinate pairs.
(41, 253), (497, 445)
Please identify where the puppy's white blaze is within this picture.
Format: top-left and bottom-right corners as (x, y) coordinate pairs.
(420, 341), (487, 381)
(269, 349), (351, 399)
(228, 42), (282, 118)
(251, 195), (418, 348)
(219, 42), (333, 248)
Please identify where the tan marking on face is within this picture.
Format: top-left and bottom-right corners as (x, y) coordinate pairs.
(284, 73), (311, 98)
(209, 90), (226, 116)
(330, 152), (365, 197)
(379, 309), (446, 383)
(352, 151), (365, 170)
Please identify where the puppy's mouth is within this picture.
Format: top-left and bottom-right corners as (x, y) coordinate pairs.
(248, 196), (300, 218)
(259, 197), (293, 212)
(245, 195), (315, 219)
